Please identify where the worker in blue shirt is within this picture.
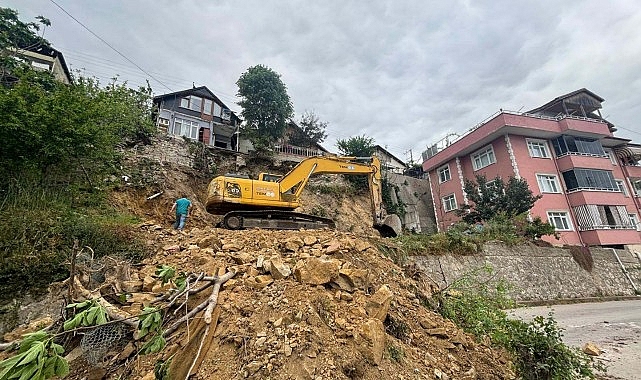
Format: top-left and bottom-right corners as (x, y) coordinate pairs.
(171, 196), (192, 230)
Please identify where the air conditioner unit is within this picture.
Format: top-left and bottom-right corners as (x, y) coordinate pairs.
(221, 109), (232, 121)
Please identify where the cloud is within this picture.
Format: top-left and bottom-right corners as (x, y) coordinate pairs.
(6, 0), (641, 159)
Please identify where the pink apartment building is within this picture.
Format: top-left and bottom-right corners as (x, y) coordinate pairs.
(422, 89), (641, 247)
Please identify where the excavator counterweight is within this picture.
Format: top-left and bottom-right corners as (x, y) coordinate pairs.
(205, 155), (401, 236)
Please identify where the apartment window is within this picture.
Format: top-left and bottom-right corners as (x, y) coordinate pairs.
(471, 145), (496, 170)
(547, 211), (572, 231)
(615, 180), (628, 196)
(633, 180), (641, 196)
(536, 174), (561, 193)
(442, 194), (457, 212)
(551, 135), (606, 157)
(527, 139), (550, 158)
(437, 165), (451, 183)
(171, 118), (199, 139)
(629, 214), (641, 232)
(605, 149), (617, 165)
(203, 99), (213, 115)
(561, 168), (617, 191)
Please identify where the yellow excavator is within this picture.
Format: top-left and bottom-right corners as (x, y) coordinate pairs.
(205, 155), (402, 237)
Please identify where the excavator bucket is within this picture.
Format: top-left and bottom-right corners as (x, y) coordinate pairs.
(374, 214), (402, 237)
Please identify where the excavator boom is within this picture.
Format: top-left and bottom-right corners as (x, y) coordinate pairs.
(205, 155), (401, 236)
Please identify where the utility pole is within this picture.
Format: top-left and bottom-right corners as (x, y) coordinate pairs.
(404, 149), (414, 165)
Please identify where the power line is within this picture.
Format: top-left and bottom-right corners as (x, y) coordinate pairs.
(49, 0), (172, 91)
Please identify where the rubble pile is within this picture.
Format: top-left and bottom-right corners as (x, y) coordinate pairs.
(95, 224), (514, 379)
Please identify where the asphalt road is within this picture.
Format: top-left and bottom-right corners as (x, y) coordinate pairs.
(509, 299), (641, 380)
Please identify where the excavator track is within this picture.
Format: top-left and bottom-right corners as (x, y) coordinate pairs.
(221, 210), (336, 231)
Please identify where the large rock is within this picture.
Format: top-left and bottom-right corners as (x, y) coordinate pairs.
(583, 342), (601, 356)
(198, 235), (222, 250)
(283, 237), (305, 252)
(356, 318), (386, 365)
(331, 268), (369, 292)
(293, 257), (341, 285)
(365, 285), (393, 321)
(268, 256), (291, 279)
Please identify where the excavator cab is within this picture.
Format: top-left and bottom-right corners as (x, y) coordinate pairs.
(257, 173), (283, 182)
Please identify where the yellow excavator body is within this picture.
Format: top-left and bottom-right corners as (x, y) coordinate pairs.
(205, 155), (401, 236)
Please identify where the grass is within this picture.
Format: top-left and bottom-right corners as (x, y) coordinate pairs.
(0, 179), (148, 303)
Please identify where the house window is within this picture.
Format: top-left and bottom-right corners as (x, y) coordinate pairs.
(536, 174), (561, 193)
(171, 118), (199, 140)
(213, 102), (222, 117)
(180, 97), (189, 108)
(471, 145), (496, 171)
(437, 165), (451, 183)
(442, 194), (457, 212)
(547, 211), (572, 231)
(203, 99), (213, 115)
(561, 168), (617, 191)
(189, 96), (202, 112)
(629, 214), (641, 232)
(605, 149), (617, 165)
(527, 139), (550, 158)
(615, 180), (628, 196)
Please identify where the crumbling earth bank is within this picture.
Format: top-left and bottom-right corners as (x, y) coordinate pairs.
(88, 224), (514, 380)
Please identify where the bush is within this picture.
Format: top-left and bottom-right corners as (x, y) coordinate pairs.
(436, 268), (601, 379)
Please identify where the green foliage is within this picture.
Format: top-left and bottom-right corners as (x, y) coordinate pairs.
(138, 307), (166, 355)
(386, 344), (405, 363)
(0, 330), (68, 380)
(0, 180), (148, 303)
(154, 357), (173, 380)
(457, 175), (541, 224)
(0, 72), (155, 182)
(155, 265), (176, 286)
(336, 135), (375, 157)
(138, 307), (163, 339)
(237, 65), (294, 149)
(64, 299), (109, 331)
(0, 8), (51, 81)
(436, 268), (600, 379)
(336, 135), (375, 189)
(141, 334), (166, 355)
(289, 110), (328, 147)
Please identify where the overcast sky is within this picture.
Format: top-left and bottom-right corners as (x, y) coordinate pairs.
(7, 0), (641, 162)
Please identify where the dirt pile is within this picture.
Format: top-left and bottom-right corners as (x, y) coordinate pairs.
(36, 222), (512, 380)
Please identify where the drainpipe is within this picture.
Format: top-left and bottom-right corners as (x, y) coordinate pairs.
(609, 248), (638, 293)
(551, 150), (587, 247)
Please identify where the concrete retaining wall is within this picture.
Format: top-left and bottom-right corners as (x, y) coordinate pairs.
(412, 243), (641, 301)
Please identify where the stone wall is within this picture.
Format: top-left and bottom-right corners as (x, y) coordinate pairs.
(412, 243), (641, 301)
(385, 172), (436, 234)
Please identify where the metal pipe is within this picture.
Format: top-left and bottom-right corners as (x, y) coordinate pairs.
(609, 248), (638, 293)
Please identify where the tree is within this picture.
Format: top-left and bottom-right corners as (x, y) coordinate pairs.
(236, 65), (293, 150)
(336, 135), (376, 190)
(336, 135), (375, 157)
(457, 175), (542, 224)
(289, 110), (328, 147)
(1, 8), (52, 83)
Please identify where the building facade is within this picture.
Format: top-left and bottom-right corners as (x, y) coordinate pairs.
(154, 87), (241, 151)
(422, 89), (641, 247)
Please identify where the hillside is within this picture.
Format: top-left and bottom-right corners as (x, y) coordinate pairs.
(1, 160), (516, 380)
